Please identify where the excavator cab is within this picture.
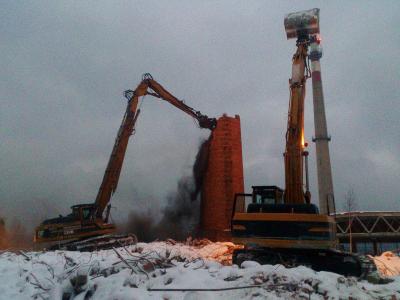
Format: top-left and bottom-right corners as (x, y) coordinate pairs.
(71, 204), (96, 223)
(252, 186), (283, 205)
(247, 186), (319, 214)
(232, 186), (283, 214)
(232, 186), (318, 214)
(34, 203), (115, 244)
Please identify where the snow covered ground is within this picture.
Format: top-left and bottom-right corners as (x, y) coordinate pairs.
(0, 241), (399, 299)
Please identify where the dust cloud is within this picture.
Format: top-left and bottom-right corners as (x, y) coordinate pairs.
(123, 136), (211, 241)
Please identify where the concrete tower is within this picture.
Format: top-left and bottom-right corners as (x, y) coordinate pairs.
(310, 41), (335, 214)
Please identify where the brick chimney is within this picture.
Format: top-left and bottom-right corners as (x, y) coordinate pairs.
(201, 114), (244, 240)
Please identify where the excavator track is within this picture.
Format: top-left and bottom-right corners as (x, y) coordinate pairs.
(49, 234), (137, 252)
(232, 247), (377, 278)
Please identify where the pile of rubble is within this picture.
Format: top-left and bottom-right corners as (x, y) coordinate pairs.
(372, 251), (400, 277)
(0, 241), (399, 299)
(142, 238), (243, 265)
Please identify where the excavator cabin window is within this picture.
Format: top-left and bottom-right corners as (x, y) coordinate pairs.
(82, 208), (91, 220)
(71, 205), (93, 221)
(255, 193), (275, 204)
(252, 186), (284, 205)
(72, 207), (80, 218)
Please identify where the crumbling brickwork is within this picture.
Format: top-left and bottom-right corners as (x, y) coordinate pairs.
(201, 114), (244, 240)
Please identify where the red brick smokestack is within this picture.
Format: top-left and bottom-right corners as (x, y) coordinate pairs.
(201, 114), (244, 240)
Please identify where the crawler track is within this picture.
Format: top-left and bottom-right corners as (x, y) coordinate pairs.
(49, 234), (137, 252)
(232, 247), (377, 278)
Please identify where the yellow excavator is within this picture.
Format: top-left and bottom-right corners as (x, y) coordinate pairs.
(34, 73), (216, 250)
(231, 9), (374, 276)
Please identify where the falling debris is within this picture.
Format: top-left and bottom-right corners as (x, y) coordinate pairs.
(158, 137), (211, 237)
(124, 137), (211, 241)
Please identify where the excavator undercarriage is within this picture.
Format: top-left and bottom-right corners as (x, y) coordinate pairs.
(231, 187), (377, 277)
(233, 248), (375, 278)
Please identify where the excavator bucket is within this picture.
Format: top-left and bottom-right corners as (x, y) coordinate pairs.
(284, 8), (320, 39)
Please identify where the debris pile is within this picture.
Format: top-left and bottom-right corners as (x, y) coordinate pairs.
(0, 241), (399, 299)
(177, 238), (243, 265)
(371, 251), (400, 277)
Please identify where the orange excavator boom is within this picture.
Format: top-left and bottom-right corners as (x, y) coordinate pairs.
(94, 73), (216, 217)
(283, 43), (310, 204)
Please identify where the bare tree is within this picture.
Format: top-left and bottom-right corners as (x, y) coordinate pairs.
(343, 187), (358, 253)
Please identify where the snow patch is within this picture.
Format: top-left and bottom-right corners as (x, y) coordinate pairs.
(0, 242), (399, 299)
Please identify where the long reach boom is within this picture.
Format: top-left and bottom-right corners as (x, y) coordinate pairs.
(283, 36), (311, 204)
(95, 73), (216, 217)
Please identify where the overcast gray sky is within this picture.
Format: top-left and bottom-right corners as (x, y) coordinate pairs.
(1, 1), (399, 227)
